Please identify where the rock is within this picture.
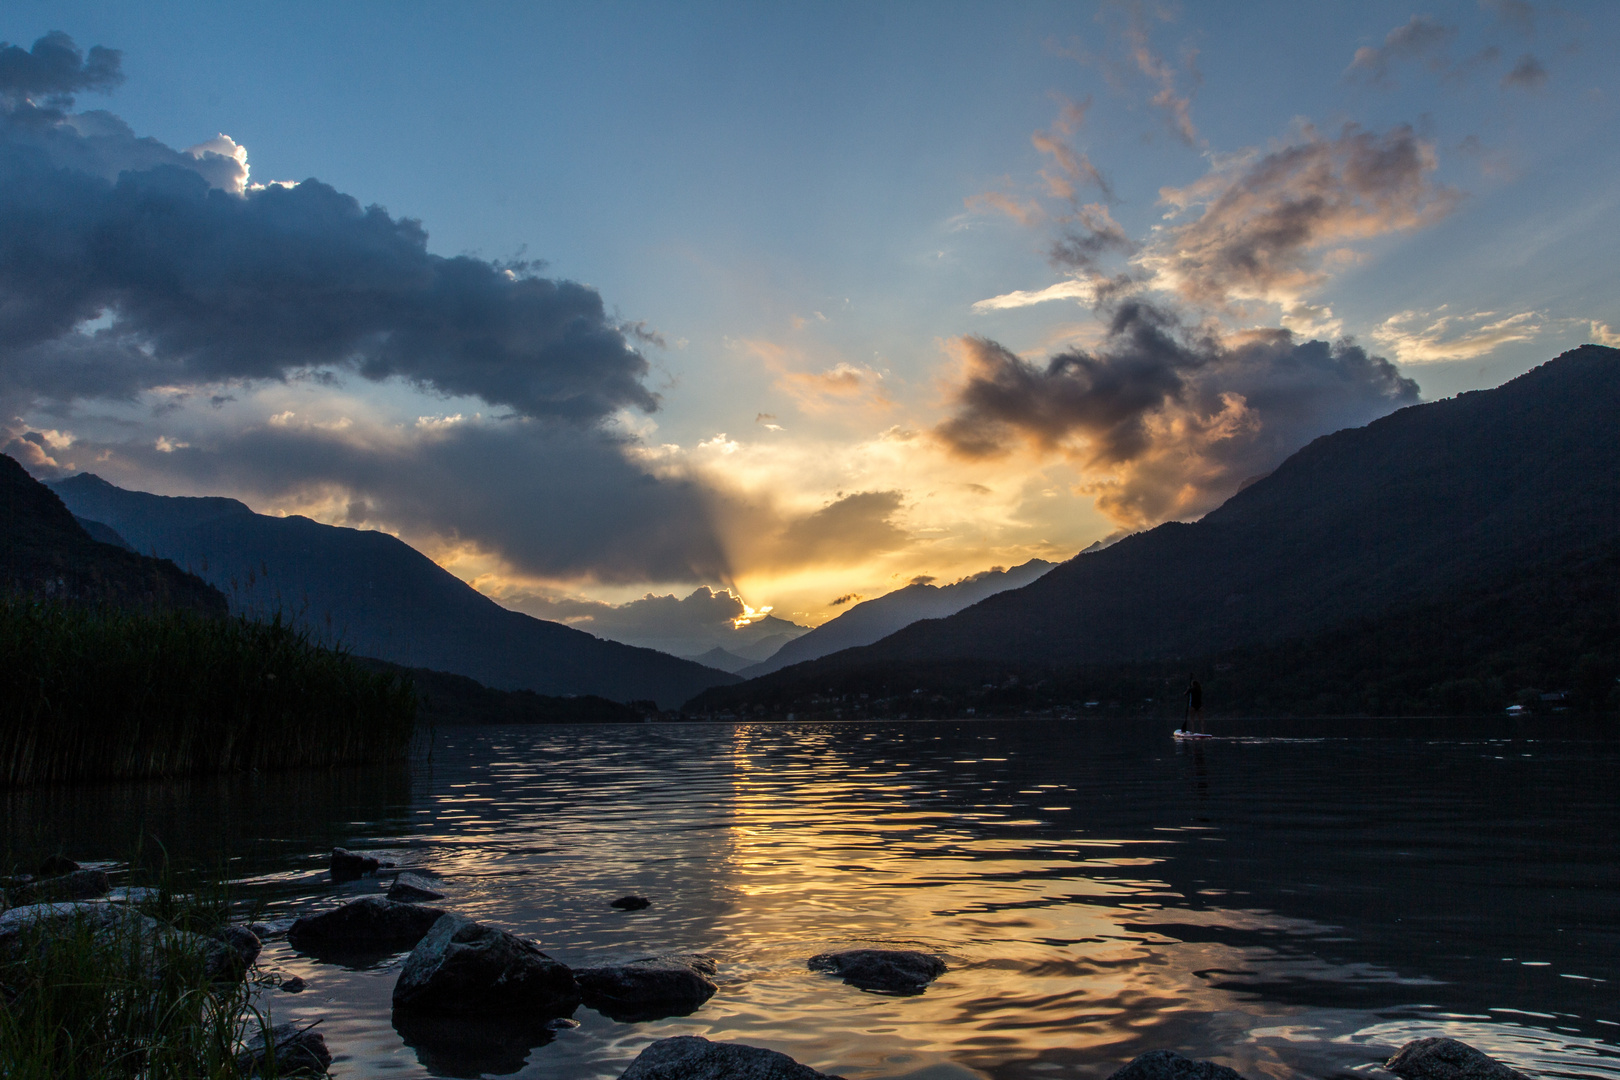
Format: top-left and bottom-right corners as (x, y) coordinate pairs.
(611, 895), (652, 910)
(214, 925), (262, 971)
(236, 1022), (332, 1076)
(38, 854), (80, 877)
(388, 872), (446, 902)
(1104, 1050), (1248, 1080)
(576, 954), (719, 1021)
(281, 975), (307, 993)
(618, 1035), (842, 1080)
(1387, 1039), (1530, 1080)
(546, 1017), (580, 1030)
(9, 868), (110, 905)
(807, 949), (946, 994)
(0, 902), (247, 983)
(330, 847), (381, 882)
(392, 912), (579, 1016)
(287, 896), (447, 954)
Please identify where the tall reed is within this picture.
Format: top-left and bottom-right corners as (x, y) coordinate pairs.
(0, 596), (416, 786)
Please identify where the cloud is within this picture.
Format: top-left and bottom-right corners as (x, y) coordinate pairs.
(1372, 308), (1544, 363)
(1591, 322), (1620, 348)
(1500, 53), (1548, 90)
(829, 593), (861, 606)
(0, 32), (121, 115)
(739, 339), (892, 416)
(0, 60), (657, 425)
(973, 278), (1101, 312)
(1347, 15), (1458, 86)
(86, 416), (731, 586)
(935, 298), (1419, 530)
(964, 190), (1045, 227)
(1116, 5), (1201, 146)
(1144, 123), (1461, 314)
(769, 490), (909, 569)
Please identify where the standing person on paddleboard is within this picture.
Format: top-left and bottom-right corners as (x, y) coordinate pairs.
(1185, 676), (1203, 734)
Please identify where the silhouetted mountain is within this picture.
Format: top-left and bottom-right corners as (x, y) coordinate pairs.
(706, 346), (1619, 698)
(740, 558), (1055, 677)
(48, 475), (738, 708)
(1, 453), (225, 616)
(681, 647), (755, 674)
(687, 536), (1619, 720)
(73, 516), (133, 550)
(353, 659), (651, 724)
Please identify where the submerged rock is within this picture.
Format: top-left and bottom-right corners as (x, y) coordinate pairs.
(281, 975), (307, 993)
(388, 873), (447, 903)
(392, 913), (579, 1016)
(1387, 1038), (1530, 1080)
(1104, 1050), (1248, 1080)
(8, 868), (110, 905)
(611, 896), (652, 911)
(393, 1007), (567, 1076)
(807, 949), (946, 994)
(576, 954), (718, 1021)
(236, 1022), (332, 1076)
(38, 854), (80, 877)
(214, 925), (262, 971)
(287, 896), (446, 954)
(330, 847), (382, 882)
(618, 1035), (842, 1080)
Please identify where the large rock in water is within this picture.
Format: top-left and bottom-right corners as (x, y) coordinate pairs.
(1387, 1039), (1530, 1080)
(392, 913), (579, 1015)
(388, 873), (446, 902)
(287, 896), (446, 953)
(807, 949), (945, 993)
(236, 1022), (333, 1076)
(330, 847), (384, 882)
(618, 1036), (842, 1080)
(575, 954), (718, 1021)
(1105, 1050), (1247, 1080)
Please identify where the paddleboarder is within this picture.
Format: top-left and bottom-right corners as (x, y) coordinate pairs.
(1185, 676), (1203, 734)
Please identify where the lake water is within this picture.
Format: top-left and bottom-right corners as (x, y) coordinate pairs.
(5, 718), (1619, 1080)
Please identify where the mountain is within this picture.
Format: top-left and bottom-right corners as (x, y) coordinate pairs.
(739, 558), (1055, 677)
(48, 474), (738, 708)
(700, 345), (1620, 700)
(1, 453), (225, 616)
(681, 646), (755, 674)
(687, 535), (1619, 720)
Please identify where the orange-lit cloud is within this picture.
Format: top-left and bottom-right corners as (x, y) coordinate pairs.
(1372, 308), (1544, 363)
(1144, 122), (1460, 314)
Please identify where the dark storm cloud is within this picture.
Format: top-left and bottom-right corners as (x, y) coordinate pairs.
(937, 299), (1419, 529)
(117, 420), (728, 585)
(0, 32), (121, 114)
(0, 40), (657, 424)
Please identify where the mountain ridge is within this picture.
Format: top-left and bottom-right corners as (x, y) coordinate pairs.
(709, 345), (1619, 694)
(48, 474), (737, 708)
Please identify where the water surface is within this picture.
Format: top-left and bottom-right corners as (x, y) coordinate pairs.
(6, 718), (1617, 1080)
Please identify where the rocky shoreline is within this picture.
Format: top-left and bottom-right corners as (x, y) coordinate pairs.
(1, 850), (1551, 1080)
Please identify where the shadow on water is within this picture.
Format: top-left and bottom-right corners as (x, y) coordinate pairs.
(392, 1008), (570, 1078)
(4, 717), (1617, 1080)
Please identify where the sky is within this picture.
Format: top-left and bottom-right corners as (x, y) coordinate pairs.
(2, 1), (1616, 652)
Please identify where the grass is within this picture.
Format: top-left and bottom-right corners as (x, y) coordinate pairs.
(0, 857), (289, 1080)
(0, 595), (417, 786)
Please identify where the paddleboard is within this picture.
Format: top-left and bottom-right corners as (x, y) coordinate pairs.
(1173, 730), (1214, 739)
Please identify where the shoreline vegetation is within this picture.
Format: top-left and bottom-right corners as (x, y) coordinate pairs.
(0, 597), (417, 788)
(0, 854), (297, 1080)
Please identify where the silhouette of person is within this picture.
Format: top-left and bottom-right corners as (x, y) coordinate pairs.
(1185, 676), (1203, 733)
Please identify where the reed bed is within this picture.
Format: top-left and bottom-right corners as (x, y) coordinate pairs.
(0, 596), (416, 786)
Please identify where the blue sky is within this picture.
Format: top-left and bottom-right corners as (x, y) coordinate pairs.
(4, 1), (1616, 644)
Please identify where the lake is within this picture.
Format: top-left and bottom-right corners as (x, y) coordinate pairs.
(5, 718), (1618, 1080)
